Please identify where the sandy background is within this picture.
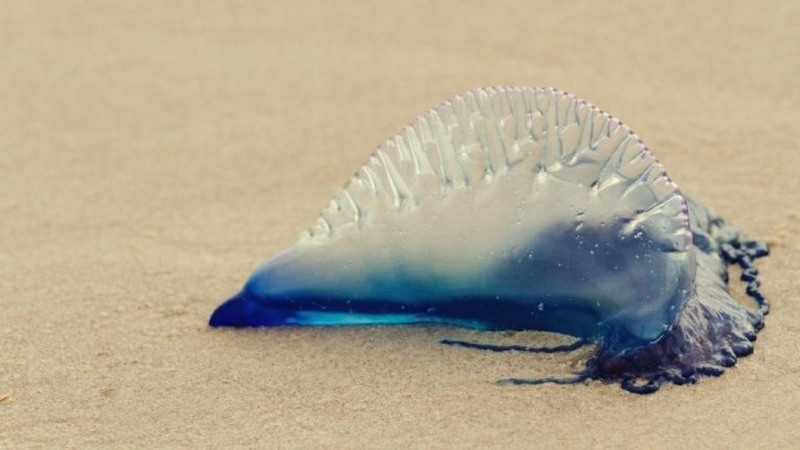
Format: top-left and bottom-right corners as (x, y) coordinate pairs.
(2, 1), (799, 448)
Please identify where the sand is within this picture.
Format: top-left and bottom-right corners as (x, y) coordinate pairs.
(2, 1), (799, 448)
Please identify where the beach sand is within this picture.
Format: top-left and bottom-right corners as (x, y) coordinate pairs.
(2, 1), (798, 447)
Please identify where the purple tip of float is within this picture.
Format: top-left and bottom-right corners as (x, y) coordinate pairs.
(209, 291), (292, 327)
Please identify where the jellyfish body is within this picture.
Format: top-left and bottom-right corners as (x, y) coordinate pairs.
(210, 87), (769, 394)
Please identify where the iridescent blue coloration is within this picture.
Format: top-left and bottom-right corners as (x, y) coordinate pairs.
(210, 87), (770, 394)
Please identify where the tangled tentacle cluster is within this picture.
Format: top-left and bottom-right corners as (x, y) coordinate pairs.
(513, 217), (768, 394)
